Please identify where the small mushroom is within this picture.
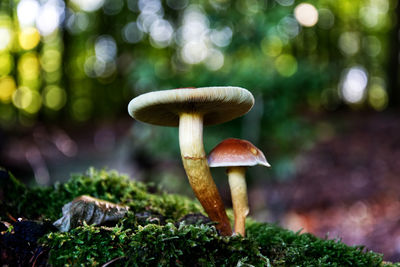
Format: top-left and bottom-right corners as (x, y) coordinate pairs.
(53, 195), (129, 232)
(207, 138), (270, 236)
(128, 87), (254, 236)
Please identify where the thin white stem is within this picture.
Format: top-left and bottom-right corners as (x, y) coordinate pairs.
(227, 166), (248, 237)
(179, 113), (232, 236)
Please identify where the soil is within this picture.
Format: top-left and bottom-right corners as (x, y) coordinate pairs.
(0, 220), (54, 266)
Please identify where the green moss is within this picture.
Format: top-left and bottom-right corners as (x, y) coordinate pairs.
(2, 168), (398, 266)
(45, 222), (267, 266)
(45, 223), (129, 265)
(246, 222), (386, 266)
(1, 168), (202, 221)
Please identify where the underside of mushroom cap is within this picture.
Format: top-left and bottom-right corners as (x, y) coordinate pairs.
(208, 138), (270, 167)
(128, 87), (254, 126)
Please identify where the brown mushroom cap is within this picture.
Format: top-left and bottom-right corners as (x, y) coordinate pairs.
(208, 138), (270, 167)
(128, 86), (254, 127)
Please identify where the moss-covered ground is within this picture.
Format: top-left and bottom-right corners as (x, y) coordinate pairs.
(1, 168), (399, 266)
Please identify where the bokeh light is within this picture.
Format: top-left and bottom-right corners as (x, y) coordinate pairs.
(19, 27), (40, 50)
(43, 85), (67, 110)
(0, 0), (391, 125)
(0, 76), (16, 103)
(17, 0), (40, 28)
(0, 27), (12, 51)
(12, 86), (42, 114)
(210, 27), (232, 47)
(36, 0), (65, 36)
(205, 48), (224, 71)
(95, 35), (117, 62)
(0, 53), (14, 76)
(318, 8), (334, 29)
(137, 0), (164, 34)
(363, 36), (381, 57)
(179, 6), (209, 45)
(84, 55), (116, 78)
(138, 0), (162, 14)
(149, 19), (174, 48)
(181, 41), (208, 64)
(294, 3), (319, 27)
(71, 0), (105, 12)
(18, 52), (40, 81)
(177, 5), (230, 67)
(122, 22), (144, 44)
(66, 11), (90, 34)
(340, 67), (368, 104)
(103, 0), (124, 15)
(261, 36), (283, 57)
(43, 69), (62, 83)
(368, 78), (388, 111)
(275, 54), (298, 77)
(359, 0), (389, 29)
(278, 16), (300, 39)
(275, 0), (294, 7)
(41, 49), (62, 72)
(339, 32), (360, 56)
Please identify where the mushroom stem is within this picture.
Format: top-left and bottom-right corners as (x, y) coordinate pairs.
(179, 113), (232, 236)
(227, 166), (248, 236)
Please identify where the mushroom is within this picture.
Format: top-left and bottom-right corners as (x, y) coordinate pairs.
(207, 138), (270, 236)
(128, 86), (254, 236)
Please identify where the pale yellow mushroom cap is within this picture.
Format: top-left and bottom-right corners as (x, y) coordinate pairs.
(208, 138), (270, 168)
(128, 86), (254, 126)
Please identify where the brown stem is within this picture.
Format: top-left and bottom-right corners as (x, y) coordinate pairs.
(179, 113), (232, 236)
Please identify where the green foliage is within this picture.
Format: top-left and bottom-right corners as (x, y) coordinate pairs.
(3, 169), (397, 266)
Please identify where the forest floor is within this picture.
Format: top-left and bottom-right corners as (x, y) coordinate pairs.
(262, 111), (400, 262)
(2, 111), (400, 262)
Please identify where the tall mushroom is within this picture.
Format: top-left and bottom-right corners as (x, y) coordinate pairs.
(128, 87), (254, 236)
(207, 138), (270, 236)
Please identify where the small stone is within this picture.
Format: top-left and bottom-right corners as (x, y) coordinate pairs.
(135, 211), (166, 226)
(176, 213), (212, 226)
(53, 195), (129, 232)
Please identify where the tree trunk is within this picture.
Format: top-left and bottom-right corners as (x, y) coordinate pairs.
(388, 0), (400, 108)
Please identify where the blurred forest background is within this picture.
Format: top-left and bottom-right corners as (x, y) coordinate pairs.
(1, 0), (400, 261)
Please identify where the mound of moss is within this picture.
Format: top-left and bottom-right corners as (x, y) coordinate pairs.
(0, 168), (202, 222)
(1, 168), (398, 266)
